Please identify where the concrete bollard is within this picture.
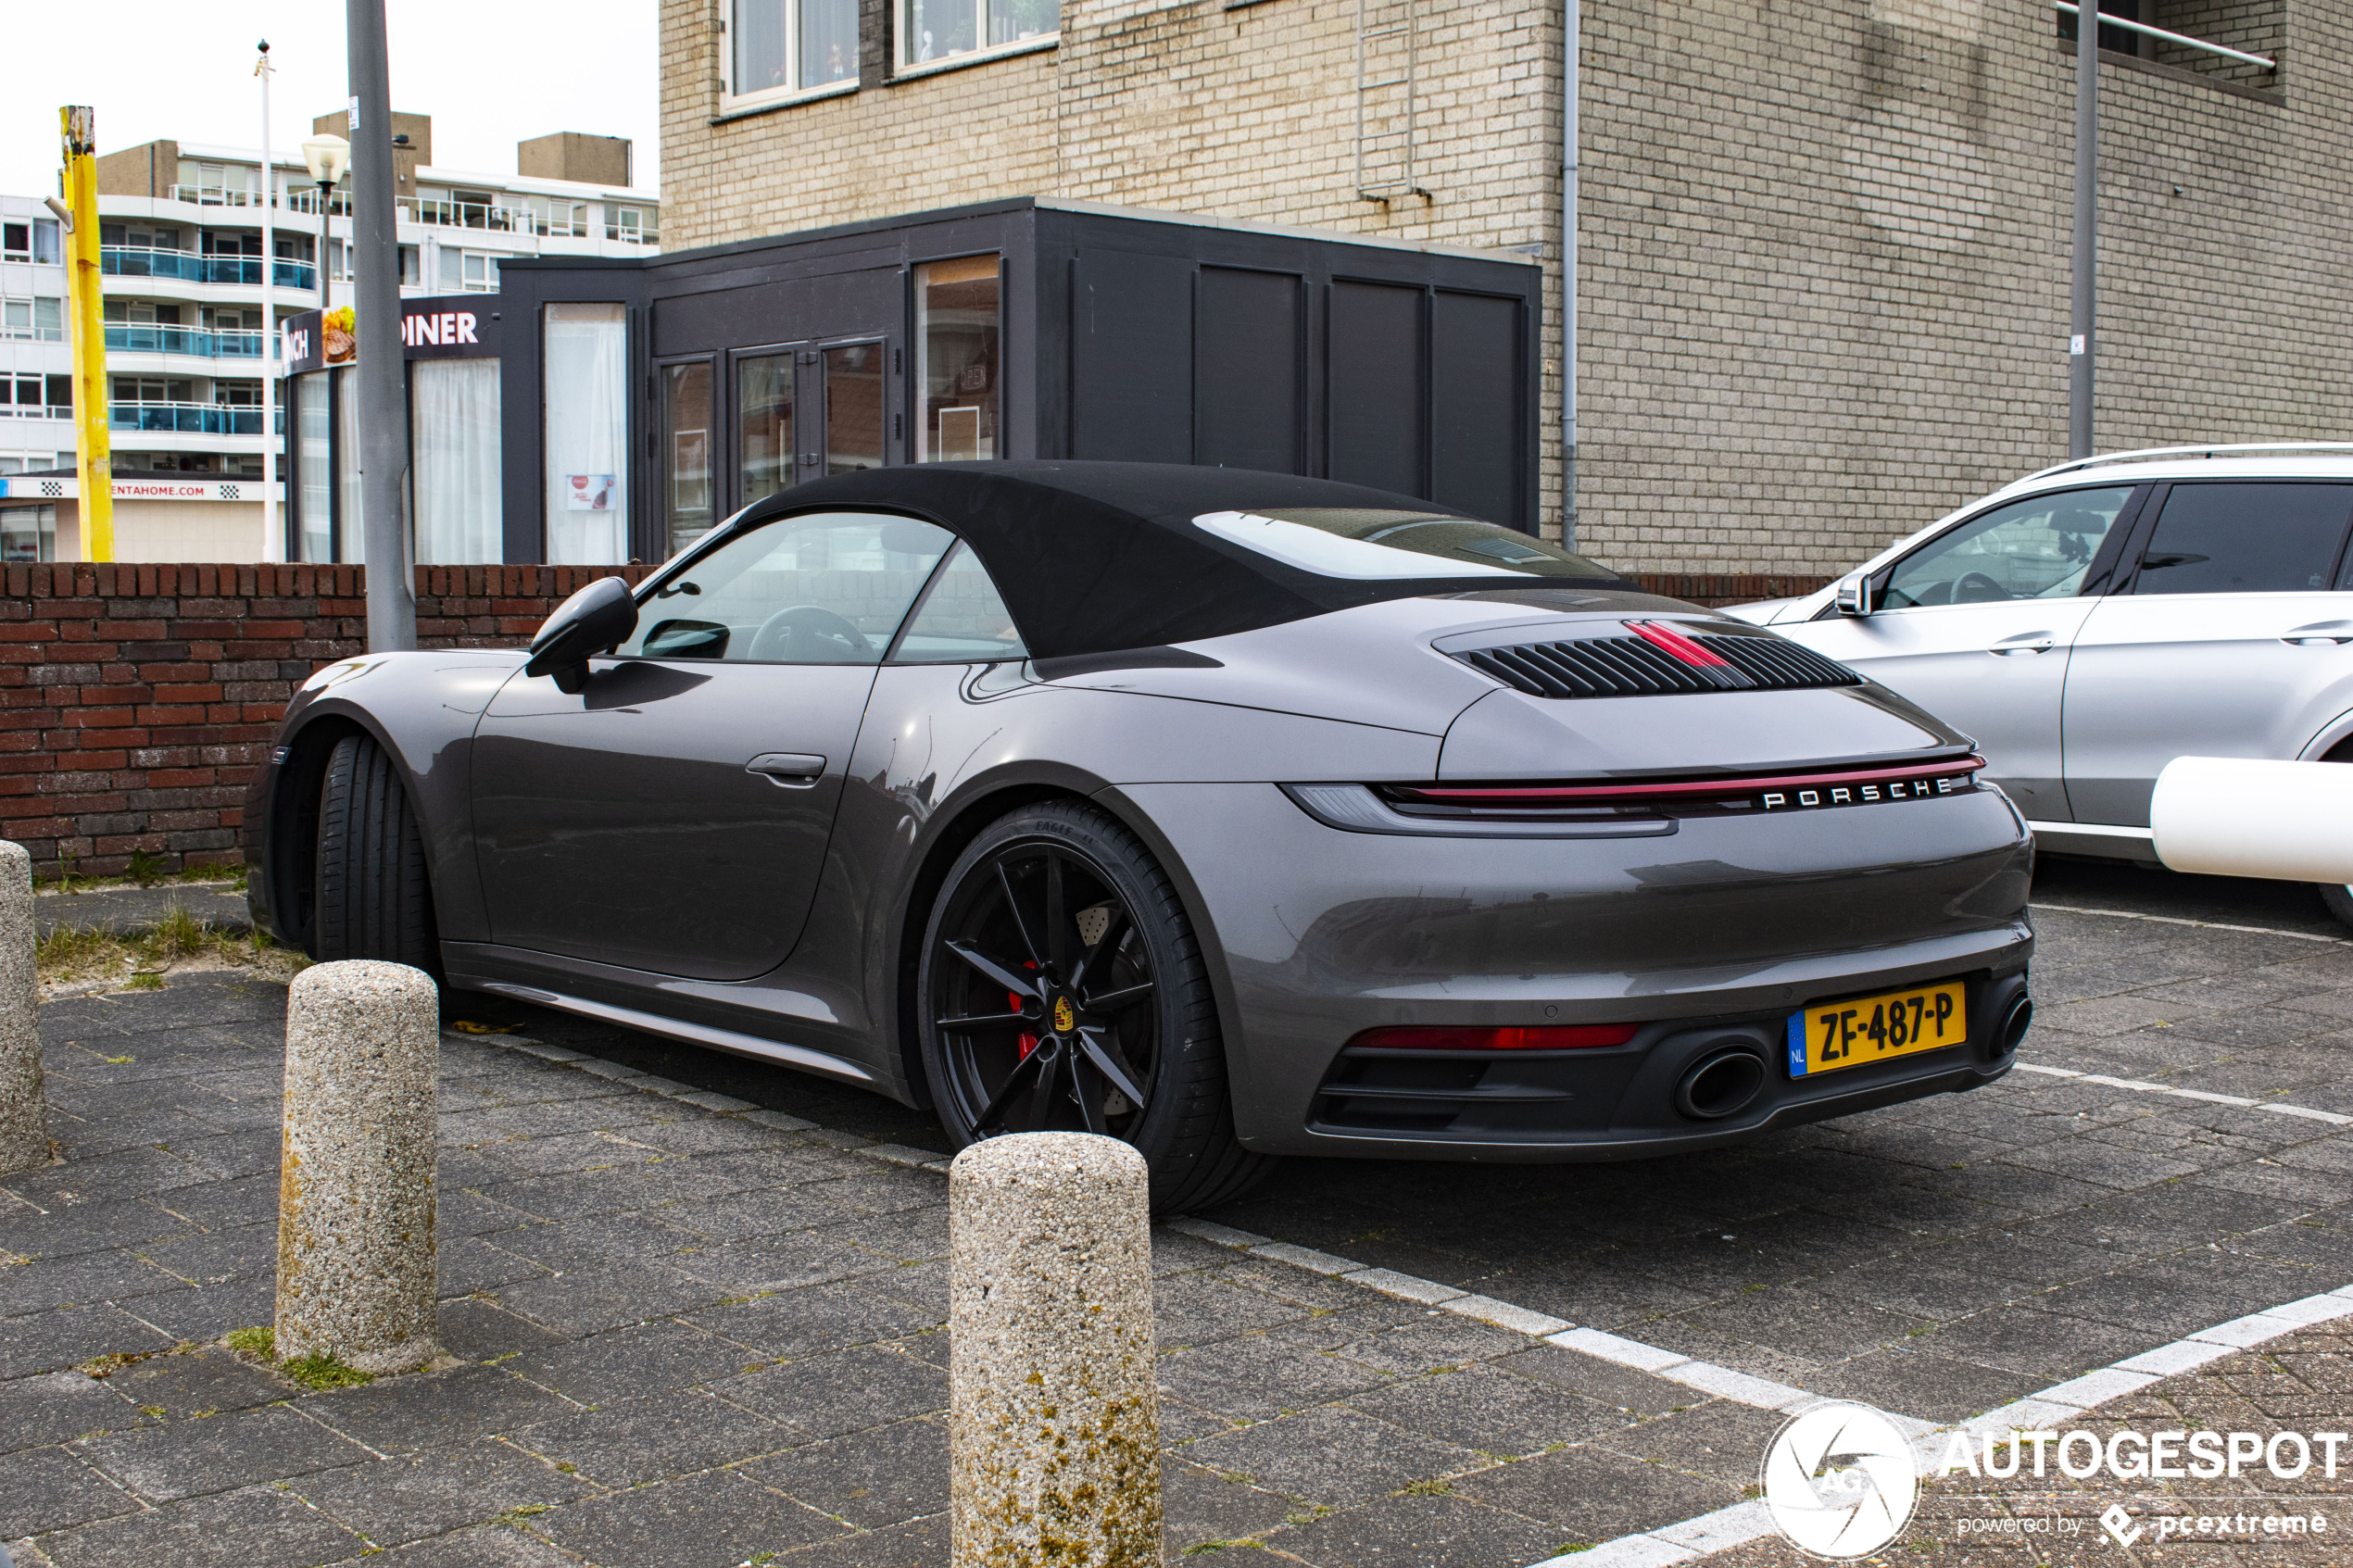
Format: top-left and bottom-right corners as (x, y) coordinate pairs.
(275, 960), (440, 1376)
(950, 1132), (1162, 1568)
(0, 842), (43, 1176)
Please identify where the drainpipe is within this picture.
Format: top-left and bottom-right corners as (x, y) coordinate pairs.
(1561, 0), (1579, 547)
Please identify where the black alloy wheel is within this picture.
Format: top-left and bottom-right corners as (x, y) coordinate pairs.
(917, 802), (1270, 1211)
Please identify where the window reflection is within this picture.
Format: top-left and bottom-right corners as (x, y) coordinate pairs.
(664, 361), (713, 556)
(737, 354), (796, 508)
(620, 510), (953, 664)
(824, 343), (884, 476)
(915, 256), (998, 462)
(903, 0), (1059, 62)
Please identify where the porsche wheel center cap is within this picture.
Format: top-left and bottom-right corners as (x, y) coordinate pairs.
(1051, 996), (1076, 1034)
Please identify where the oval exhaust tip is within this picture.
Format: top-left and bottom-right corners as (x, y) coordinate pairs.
(1675, 1047), (1767, 1121)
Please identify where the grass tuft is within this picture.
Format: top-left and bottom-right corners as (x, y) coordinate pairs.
(278, 1352), (374, 1391)
(37, 916), (308, 993)
(225, 1325), (275, 1358)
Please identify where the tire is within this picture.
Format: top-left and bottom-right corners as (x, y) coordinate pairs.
(2320, 882), (2353, 933)
(916, 800), (1272, 1213)
(313, 733), (441, 977)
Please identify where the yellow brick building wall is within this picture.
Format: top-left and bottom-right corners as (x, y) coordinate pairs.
(661, 0), (2346, 575)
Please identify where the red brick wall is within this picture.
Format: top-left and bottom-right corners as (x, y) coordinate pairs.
(0, 563), (654, 880)
(0, 562), (1823, 880)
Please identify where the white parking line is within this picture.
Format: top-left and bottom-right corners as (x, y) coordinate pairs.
(2029, 901), (2350, 946)
(2012, 1060), (2353, 1125)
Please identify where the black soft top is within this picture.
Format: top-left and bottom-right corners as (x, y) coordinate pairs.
(721, 460), (1629, 659)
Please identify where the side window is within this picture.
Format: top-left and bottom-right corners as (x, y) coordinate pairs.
(2131, 483), (2353, 596)
(620, 510), (954, 664)
(892, 542), (1028, 662)
(1882, 486), (2134, 608)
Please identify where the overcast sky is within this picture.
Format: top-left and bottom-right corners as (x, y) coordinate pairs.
(0, 0), (661, 199)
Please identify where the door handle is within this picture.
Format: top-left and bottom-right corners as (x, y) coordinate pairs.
(2283, 621), (2353, 646)
(1987, 638), (2057, 656)
(746, 753), (826, 786)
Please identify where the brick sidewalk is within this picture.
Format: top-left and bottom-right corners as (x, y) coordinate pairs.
(2, 972), (1820, 1568)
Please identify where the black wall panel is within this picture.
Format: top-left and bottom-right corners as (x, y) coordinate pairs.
(1430, 290), (1521, 527)
(1194, 267), (1302, 474)
(1327, 281), (1424, 496)
(1071, 250), (1193, 463)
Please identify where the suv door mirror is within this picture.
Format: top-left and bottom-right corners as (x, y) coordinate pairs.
(1834, 571), (1876, 618)
(526, 576), (638, 693)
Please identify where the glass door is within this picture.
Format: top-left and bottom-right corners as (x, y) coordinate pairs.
(660, 358), (713, 557)
(734, 347), (799, 511)
(821, 340), (886, 476)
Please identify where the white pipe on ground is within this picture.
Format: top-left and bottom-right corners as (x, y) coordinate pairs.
(2150, 757), (2353, 884)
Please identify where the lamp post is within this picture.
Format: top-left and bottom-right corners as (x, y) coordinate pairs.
(300, 133), (349, 319)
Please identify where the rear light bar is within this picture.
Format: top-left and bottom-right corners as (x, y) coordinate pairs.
(1347, 1023), (1641, 1051)
(1626, 619), (1733, 670)
(1383, 755), (1986, 814)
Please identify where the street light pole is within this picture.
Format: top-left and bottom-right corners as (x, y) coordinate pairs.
(257, 42), (280, 562)
(298, 133), (347, 566)
(2070, 0), (2097, 459)
(347, 0), (415, 652)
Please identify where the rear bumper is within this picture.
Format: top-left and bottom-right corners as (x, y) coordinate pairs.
(1115, 780), (2034, 1160)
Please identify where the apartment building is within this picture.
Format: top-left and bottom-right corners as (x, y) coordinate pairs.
(0, 119), (661, 562)
(655, 0), (2351, 574)
(0, 197), (70, 482)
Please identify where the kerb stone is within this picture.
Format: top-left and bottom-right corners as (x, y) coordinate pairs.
(0, 841), (44, 1175)
(274, 959), (440, 1376)
(949, 1131), (1160, 1568)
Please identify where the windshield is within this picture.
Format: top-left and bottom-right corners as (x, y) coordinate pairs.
(1195, 508), (1618, 581)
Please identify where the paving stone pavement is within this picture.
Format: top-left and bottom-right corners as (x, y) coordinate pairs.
(3, 857), (2349, 1566)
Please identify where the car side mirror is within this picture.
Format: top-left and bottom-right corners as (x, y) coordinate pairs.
(525, 576), (638, 693)
(1834, 571), (1877, 619)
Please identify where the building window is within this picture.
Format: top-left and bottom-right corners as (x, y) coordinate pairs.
(900, 0), (1058, 69)
(412, 358), (503, 563)
(295, 370), (333, 562)
(728, 0), (860, 105)
(544, 302), (629, 564)
(915, 256), (999, 462)
(736, 352), (796, 510)
(0, 505), (57, 563)
(436, 248), (501, 293)
(1, 299), (64, 343)
(0, 224), (28, 262)
(663, 360), (714, 556)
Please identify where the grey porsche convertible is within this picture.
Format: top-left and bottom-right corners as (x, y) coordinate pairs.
(247, 462), (2033, 1210)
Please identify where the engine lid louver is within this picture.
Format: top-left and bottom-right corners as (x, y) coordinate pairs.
(1455, 623), (1862, 699)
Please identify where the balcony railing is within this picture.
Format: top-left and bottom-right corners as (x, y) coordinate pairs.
(0, 405), (71, 421)
(109, 402), (282, 436)
(0, 327), (65, 344)
(399, 196), (525, 232)
(103, 247), (318, 291)
(169, 185), (350, 218)
(103, 325), (275, 360)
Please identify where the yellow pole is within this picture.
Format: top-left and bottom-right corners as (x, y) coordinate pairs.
(60, 106), (112, 563)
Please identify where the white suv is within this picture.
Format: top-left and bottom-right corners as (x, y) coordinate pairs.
(1730, 445), (2353, 922)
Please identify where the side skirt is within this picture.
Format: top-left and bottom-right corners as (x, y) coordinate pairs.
(459, 978), (879, 1088)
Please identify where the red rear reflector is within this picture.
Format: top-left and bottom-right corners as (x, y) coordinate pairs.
(1347, 1023), (1640, 1051)
(1626, 620), (1730, 668)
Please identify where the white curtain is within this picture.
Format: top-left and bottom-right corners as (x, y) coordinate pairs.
(411, 359), (503, 563)
(296, 371), (332, 563)
(543, 303), (629, 564)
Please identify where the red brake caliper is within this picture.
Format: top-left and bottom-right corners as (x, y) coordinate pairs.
(1013, 960), (1040, 1061)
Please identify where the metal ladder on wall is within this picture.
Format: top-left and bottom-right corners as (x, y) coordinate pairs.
(1354, 0), (1428, 203)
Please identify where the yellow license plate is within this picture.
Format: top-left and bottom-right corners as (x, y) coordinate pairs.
(1787, 982), (1968, 1077)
